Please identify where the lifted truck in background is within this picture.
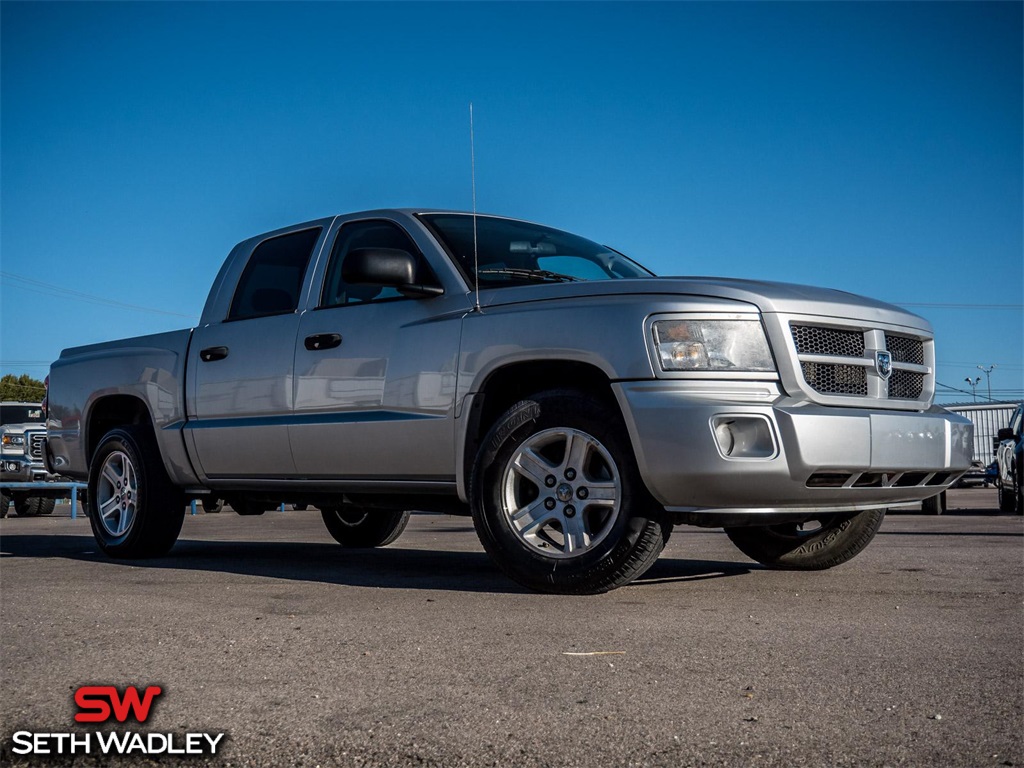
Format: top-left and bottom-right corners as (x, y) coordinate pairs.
(44, 209), (973, 593)
(1, 401), (57, 517)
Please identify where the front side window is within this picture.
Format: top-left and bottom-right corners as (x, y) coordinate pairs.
(320, 220), (431, 308)
(418, 213), (653, 287)
(228, 228), (321, 321)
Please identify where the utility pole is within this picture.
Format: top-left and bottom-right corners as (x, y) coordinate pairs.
(977, 365), (997, 402)
(964, 376), (981, 402)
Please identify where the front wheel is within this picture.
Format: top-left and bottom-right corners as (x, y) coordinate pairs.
(724, 509), (886, 570)
(0, 491), (10, 518)
(88, 426), (185, 558)
(470, 391), (670, 594)
(320, 506), (410, 547)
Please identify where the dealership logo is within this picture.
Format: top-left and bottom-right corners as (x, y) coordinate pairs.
(9, 685), (225, 757)
(74, 685), (162, 723)
(875, 350), (893, 379)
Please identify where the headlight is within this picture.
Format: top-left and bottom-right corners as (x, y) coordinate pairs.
(1, 434), (25, 453)
(652, 318), (775, 372)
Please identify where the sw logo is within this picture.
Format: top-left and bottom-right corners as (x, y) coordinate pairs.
(8, 684), (225, 756)
(74, 685), (163, 723)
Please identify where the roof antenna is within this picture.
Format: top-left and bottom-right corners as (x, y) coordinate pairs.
(470, 102), (481, 313)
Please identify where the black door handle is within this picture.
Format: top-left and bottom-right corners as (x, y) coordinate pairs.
(199, 346), (229, 362)
(304, 333), (342, 351)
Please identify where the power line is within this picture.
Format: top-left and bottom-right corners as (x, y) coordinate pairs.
(939, 361), (1024, 369)
(1, 271), (198, 320)
(935, 381), (1023, 402)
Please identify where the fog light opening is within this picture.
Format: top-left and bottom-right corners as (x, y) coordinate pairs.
(712, 416), (776, 459)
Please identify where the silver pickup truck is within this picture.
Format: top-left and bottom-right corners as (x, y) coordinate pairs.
(1, 401), (57, 517)
(44, 209), (973, 593)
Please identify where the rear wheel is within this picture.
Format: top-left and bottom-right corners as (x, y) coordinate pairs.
(921, 491), (946, 515)
(470, 390), (670, 594)
(725, 509), (885, 570)
(320, 506), (410, 547)
(12, 495), (55, 517)
(88, 426), (185, 558)
(201, 498), (223, 514)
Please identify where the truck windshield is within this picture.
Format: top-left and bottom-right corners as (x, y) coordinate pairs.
(419, 213), (653, 287)
(1, 404), (44, 426)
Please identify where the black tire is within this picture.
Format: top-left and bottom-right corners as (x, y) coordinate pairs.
(921, 491), (946, 516)
(12, 495), (55, 517)
(724, 509), (886, 570)
(201, 498), (223, 514)
(320, 506), (411, 547)
(470, 390), (670, 595)
(997, 482), (1016, 514)
(226, 497), (267, 515)
(1015, 462), (1023, 516)
(77, 488), (89, 516)
(87, 426), (185, 558)
(0, 491), (10, 518)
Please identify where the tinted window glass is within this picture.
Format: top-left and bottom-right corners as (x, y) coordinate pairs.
(320, 220), (430, 308)
(0, 404), (44, 425)
(419, 213), (652, 287)
(228, 228), (321, 320)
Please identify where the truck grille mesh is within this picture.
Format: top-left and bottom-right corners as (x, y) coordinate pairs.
(885, 334), (925, 365)
(800, 362), (868, 396)
(791, 325), (864, 357)
(789, 322), (931, 405)
(889, 370), (924, 399)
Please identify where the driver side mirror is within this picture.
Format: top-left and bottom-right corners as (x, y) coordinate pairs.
(342, 248), (443, 297)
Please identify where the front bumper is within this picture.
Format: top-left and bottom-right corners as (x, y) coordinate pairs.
(614, 381), (973, 518)
(0, 456), (54, 484)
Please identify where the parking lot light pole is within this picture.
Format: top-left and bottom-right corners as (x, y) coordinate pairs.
(964, 376), (981, 402)
(977, 365), (997, 401)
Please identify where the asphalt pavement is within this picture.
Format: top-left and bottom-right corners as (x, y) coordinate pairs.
(1, 489), (1021, 768)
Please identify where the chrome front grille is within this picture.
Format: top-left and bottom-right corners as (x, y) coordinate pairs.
(28, 432), (45, 461)
(787, 321), (933, 407)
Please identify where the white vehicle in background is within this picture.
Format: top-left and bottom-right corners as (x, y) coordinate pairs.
(0, 401), (57, 517)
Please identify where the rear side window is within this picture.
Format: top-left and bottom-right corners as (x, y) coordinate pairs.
(228, 228), (321, 320)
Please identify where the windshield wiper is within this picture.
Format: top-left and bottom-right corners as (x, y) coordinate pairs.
(477, 268), (583, 283)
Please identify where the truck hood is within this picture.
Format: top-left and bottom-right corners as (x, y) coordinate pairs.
(477, 277), (931, 333)
(0, 422), (45, 436)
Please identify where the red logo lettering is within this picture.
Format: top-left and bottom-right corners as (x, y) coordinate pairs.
(74, 685), (163, 723)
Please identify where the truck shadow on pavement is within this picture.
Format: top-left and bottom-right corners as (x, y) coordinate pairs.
(0, 533), (757, 593)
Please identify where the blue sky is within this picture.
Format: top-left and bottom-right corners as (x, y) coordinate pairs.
(2, 1), (1021, 403)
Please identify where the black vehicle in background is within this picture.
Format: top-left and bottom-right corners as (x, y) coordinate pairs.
(995, 403), (1023, 515)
